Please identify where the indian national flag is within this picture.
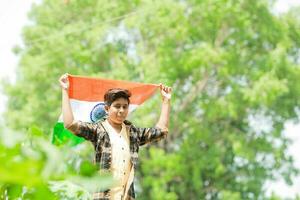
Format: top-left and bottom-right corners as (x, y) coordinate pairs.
(52, 74), (159, 145)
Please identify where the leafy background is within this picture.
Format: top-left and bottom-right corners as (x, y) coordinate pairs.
(1, 0), (300, 199)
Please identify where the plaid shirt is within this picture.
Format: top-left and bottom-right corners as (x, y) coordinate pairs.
(67, 118), (168, 200)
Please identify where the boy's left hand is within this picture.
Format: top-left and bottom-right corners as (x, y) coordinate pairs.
(159, 83), (172, 101)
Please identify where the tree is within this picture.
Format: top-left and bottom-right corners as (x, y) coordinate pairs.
(2, 0), (300, 199)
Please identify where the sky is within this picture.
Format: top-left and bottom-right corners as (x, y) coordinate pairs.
(0, 0), (299, 198)
(0, 0), (37, 114)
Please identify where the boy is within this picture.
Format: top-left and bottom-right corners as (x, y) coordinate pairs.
(59, 73), (171, 200)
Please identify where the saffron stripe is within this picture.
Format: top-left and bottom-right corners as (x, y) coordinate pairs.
(68, 75), (159, 103)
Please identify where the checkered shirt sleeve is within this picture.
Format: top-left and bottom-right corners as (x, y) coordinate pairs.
(66, 120), (98, 143)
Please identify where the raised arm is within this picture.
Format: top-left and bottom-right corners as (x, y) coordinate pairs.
(155, 83), (172, 132)
(58, 74), (100, 143)
(59, 73), (74, 128)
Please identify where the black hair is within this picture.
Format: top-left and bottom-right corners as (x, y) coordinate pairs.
(104, 88), (131, 106)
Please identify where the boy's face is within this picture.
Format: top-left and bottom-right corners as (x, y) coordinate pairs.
(105, 97), (129, 124)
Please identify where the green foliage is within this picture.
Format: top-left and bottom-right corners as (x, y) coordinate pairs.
(2, 0), (300, 199)
(0, 126), (112, 199)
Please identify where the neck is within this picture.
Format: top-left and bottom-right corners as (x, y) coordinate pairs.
(107, 119), (122, 132)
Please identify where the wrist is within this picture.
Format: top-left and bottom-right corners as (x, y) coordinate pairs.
(62, 88), (69, 93)
(162, 98), (170, 104)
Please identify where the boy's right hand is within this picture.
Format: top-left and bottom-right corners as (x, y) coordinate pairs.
(59, 73), (69, 90)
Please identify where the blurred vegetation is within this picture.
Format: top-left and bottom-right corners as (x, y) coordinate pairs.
(1, 0), (300, 199)
(0, 124), (113, 199)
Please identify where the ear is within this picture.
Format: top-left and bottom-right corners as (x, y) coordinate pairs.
(104, 105), (109, 112)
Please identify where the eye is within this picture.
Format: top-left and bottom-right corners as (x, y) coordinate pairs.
(114, 105), (121, 109)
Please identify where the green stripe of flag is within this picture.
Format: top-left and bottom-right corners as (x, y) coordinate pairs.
(52, 122), (84, 146)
